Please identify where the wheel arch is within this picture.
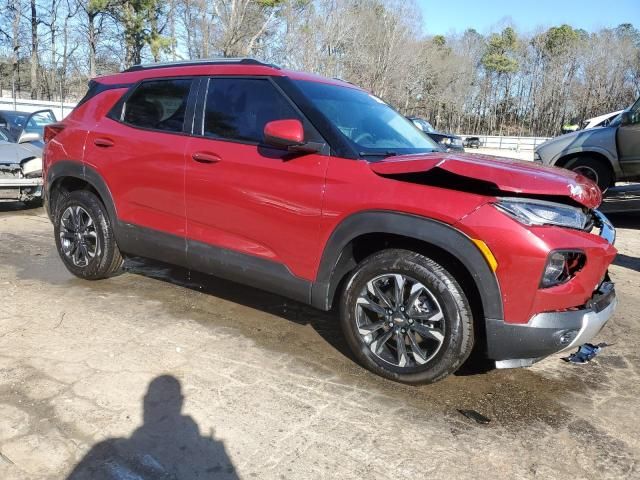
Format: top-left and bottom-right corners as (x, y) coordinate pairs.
(554, 149), (620, 178)
(311, 211), (504, 325)
(46, 161), (117, 224)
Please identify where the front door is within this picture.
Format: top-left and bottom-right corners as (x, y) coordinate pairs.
(618, 97), (640, 177)
(184, 77), (328, 296)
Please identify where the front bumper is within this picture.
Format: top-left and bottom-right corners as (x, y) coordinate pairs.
(0, 178), (43, 201)
(486, 281), (617, 368)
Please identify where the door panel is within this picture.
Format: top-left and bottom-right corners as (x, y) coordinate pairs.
(618, 101), (640, 176)
(85, 120), (188, 235)
(185, 138), (326, 279)
(185, 77), (327, 280)
(83, 78), (194, 236)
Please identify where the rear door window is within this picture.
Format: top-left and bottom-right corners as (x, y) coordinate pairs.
(122, 79), (193, 133)
(202, 78), (302, 144)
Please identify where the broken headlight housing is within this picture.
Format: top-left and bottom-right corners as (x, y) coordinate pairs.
(540, 250), (586, 288)
(494, 198), (588, 230)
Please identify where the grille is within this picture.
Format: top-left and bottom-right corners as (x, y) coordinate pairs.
(0, 164), (21, 180)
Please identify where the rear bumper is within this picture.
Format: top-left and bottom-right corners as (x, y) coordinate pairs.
(486, 281), (616, 368)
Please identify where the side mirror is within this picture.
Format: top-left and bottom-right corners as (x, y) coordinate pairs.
(620, 111), (632, 126)
(18, 132), (41, 144)
(264, 119), (305, 149)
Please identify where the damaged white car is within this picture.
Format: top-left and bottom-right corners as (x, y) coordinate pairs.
(0, 136), (44, 207)
(0, 109), (56, 207)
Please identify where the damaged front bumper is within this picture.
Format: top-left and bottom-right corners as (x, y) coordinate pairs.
(486, 281), (617, 368)
(0, 177), (43, 201)
(0, 157), (43, 201)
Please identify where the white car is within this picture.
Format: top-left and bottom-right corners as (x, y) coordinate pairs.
(0, 136), (44, 207)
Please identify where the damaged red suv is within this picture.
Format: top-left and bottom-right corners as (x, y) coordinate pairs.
(43, 59), (617, 384)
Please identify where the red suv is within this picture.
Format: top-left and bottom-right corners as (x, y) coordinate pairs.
(43, 59), (617, 384)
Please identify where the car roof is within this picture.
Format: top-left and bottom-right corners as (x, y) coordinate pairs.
(94, 58), (360, 90)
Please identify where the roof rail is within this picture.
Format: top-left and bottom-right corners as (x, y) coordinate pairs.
(123, 58), (280, 73)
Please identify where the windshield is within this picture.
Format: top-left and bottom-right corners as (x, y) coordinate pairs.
(294, 80), (439, 158)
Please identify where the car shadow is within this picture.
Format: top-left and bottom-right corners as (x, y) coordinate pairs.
(123, 256), (355, 360)
(612, 253), (640, 273)
(0, 201), (35, 212)
(607, 212), (640, 230)
(123, 256), (492, 377)
(66, 375), (238, 479)
(606, 213), (640, 272)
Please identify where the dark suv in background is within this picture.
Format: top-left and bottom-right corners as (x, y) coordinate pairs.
(407, 116), (465, 152)
(43, 59), (617, 384)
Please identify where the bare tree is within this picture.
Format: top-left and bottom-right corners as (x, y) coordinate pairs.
(0, 0), (637, 137)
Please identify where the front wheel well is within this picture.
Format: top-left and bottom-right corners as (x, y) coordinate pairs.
(555, 151), (613, 172)
(328, 232), (487, 350)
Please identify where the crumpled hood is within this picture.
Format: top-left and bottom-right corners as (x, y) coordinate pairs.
(0, 141), (41, 165)
(368, 152), (602, 209)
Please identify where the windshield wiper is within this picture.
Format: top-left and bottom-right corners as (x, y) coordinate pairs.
(359, 151), (399, 158)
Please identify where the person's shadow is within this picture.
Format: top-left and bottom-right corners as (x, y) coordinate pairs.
(66, 375), (238, 479)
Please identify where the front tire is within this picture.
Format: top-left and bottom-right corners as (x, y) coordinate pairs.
(340, 249), (474, 384)
(54, 190), (123, 279)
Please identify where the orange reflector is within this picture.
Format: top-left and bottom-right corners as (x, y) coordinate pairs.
(471, 239), (498, 272)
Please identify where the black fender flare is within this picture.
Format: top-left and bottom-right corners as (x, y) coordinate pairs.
(311, 211), (504, 321)
(45, 160), (118, 224)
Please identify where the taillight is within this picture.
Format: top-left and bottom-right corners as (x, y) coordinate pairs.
(44, 123), (65, 143)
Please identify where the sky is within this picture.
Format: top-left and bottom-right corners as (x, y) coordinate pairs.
(417, 0), (640, 35)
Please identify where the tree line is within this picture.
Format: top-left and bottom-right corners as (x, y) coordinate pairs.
(1, 0), (638, 137)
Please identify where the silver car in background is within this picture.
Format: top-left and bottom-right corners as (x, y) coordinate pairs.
(535, 97), (640, 191)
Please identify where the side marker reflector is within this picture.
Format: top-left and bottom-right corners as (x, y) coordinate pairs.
(471, 238), (498, 272)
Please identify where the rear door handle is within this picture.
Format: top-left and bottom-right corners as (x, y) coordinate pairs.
(192, 152), (221, 164)
(94, 138), (114, 148)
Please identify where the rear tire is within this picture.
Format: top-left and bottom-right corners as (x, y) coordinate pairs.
(339, 249), (474, 384)
(54, 190), (123, 279)
(565, 156), (613, 192)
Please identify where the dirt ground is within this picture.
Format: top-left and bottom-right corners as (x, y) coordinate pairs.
(0, 203), (638, 479)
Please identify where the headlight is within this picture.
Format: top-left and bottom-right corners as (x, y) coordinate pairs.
(533, 152), (542, 163)
(494, 198), (588, 230)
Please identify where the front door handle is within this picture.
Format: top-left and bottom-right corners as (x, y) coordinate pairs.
(94, 137), (114, 148)
(192, 152), (221, 164)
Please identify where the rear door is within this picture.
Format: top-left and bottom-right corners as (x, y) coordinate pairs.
(84, 78), (196, 244)
(184, 76), (328, 292)
(617, 98), (640, 176)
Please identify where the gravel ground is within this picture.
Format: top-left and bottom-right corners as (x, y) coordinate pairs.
(0, 204), (638, 479)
